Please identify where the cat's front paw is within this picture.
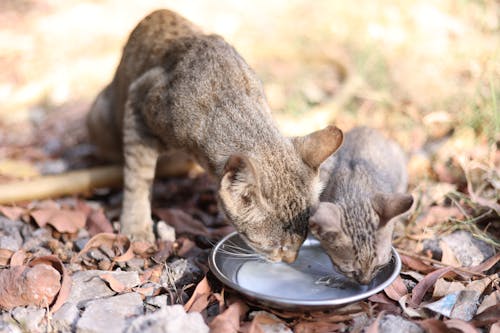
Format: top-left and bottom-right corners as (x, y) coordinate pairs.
(121, 221), (155, 243)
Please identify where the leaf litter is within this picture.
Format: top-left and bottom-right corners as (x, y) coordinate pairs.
(0, 2), (499, 331)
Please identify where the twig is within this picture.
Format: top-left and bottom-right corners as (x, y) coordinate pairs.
(0, 158), (204, 204)
(396, 248), (487, 278)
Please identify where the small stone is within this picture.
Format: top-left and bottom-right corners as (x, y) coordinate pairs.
(145, 295), (168, 309)
(11, 306), (46, 333)
(74, 238), (89, 252)
(52, 302), (80, 333)
(65, 273), (114, 307)
(126, 258), (145, 271)
(156, 221), (176, 242)
(76, 293), (143, 333)
(126, 304), (208, 333)
(161, 259), (203, 288)
(379, 314), (424, 333)
(0, 320), (22, 333)
(441, 230), (495, 267)
(0, 236), (21, 252)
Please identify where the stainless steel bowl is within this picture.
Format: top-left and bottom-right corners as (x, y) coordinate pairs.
(209, 231), (401, 310)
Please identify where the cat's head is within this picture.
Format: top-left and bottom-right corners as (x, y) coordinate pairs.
(218, 125), (343, 263)
(309, 194), (413, 284)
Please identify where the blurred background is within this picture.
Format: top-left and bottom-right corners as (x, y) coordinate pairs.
(0, 0), (498, 187)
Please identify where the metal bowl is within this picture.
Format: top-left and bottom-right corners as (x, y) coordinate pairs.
(209, 231), (401, 310)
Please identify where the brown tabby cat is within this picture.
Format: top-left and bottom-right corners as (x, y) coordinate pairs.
(87, 9), (344, 263)
(309, 127), (413, 284)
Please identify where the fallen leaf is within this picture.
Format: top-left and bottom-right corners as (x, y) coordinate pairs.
(154, 208), (233, 239)
(364, 311), (385, 333)
(28, 255), (72, 313)
(398, 295), (425, 318)
(243, 311), (289, 333)
(368, 292), (402, 313)
(444, 319), (480, 333)
(31, 208), (86, 233)
(433, 278), (465, 298)
(476, 290), (499, 314)
(9, 249), (27, 266)
(184, 276), (211, 312)
(400, 254), (435, 273)
(472, 305), (500, 327)
(411, 267), (454, 306)
(439, 241), (460, 267)
(0, 205), (24, 221)
(74, 233), (134, 263)
(0, 249), (13, 266)
(469, 253), (500, 274)
(154, 208), (209, 237)
(99, 273), (127, 293)
(87, 209), (113, 236)
(418, 319), (451, 333)
(384, 276), (408, 301)
(209, 300), (249, 333)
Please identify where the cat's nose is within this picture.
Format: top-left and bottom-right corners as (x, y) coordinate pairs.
(353, 272), (371, 285)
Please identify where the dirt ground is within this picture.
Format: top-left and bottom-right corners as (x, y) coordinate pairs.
(0, 1), (498, 332)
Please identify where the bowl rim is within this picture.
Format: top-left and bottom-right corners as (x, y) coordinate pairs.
(209, 231), (402, 309)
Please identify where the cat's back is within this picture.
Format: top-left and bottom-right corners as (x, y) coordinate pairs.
(116, 10), (201, 83)
(321, 126), (407, 196)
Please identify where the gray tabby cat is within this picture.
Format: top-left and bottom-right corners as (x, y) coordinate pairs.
(310, 127), (413, 284)
(87, 9), (344, 263)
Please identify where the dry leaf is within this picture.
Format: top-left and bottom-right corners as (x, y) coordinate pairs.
(243, 311), (289, 333)
(439, 241), (460, 267)
(476, 290), (500, 314)
(209, 300), (249, 333)
(432, 278), (465, 298)
(471, 304), (500, 327)
(74, 233), (134, 263)
(87, 209), (113, 236)
(99, 273), (127, 293)
(469, 253), (500, 274)
(418, 319), (450, 333)
(28, 255), (72, 313)
(9, 249), (27, 266)
(384, 276), (408, 301)
(184, 276), (211, 312)
(411, 267), (454, 306)
(31, 208), (86, 233)
(0, 205), (24, 221)
(444, 319), (480, 333)
(400, 254), (435, 273)
(0, 249), (14, 266)
(364, 311), (385, 333)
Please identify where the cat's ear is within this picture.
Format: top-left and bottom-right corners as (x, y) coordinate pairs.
(219, 154), (258, 209)
(372, 193), (414, 228)
(309, 202), (342, 240)
(292, 125), (343, 170)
